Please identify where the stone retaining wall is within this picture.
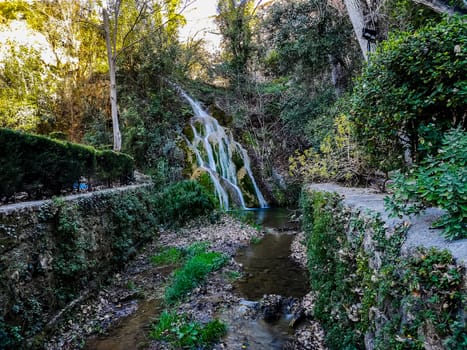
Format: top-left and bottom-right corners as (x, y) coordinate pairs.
(301, 184), (467, 350)
(0, 184), (155, 348)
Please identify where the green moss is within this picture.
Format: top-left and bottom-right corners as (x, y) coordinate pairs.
(208, 104), (232, 126)
(231, 150), (244, 170)
(183, 124), (195, 142)
(197, 171), (216, 199)
(238, 169), (259, 208)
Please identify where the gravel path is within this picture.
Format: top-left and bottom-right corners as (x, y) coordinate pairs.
(308, 183), (467, 267)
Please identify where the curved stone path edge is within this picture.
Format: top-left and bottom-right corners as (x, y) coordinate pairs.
(308, 183), (467, 268)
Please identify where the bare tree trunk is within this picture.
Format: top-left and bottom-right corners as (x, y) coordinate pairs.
(411, 0), (464, 15)
(103, 7), (122, 152)
(343, 0), (370, 60)
(344, 0), (464, 61)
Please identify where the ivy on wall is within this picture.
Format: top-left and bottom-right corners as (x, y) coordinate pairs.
(301, 189), (467, 349)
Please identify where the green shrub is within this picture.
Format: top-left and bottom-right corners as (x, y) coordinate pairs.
(96, 149), (134, 186)
(0, 128), (135, 199)
(350, 15), (467, 171)
(289, 114), (368, 185)
(156, 180), (216, 226)
(48, 131), (68, 140)
(385, 128), (467, 239)
(300, 190), (363, 349)
(150, 310), (226, 349)
(108, 190), (158, 266)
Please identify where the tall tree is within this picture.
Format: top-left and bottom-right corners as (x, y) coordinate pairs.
(261, 0), (359, 95)
(215, 0), (258, 82)
(101, 0), (186, 151)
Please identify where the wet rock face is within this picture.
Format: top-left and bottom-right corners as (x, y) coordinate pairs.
(208, 104), (232, 127)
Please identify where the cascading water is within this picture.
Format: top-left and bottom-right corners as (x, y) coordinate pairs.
(177, 88), (267, 210)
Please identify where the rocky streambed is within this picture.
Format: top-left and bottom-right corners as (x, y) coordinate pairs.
(44, 213), (326, 349)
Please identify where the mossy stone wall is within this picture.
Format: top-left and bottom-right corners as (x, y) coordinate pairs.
(301, 188), (467, 350)
(0, 185), (155, 348)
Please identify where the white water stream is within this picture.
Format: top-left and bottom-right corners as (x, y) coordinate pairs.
(177, 88), (267, 210)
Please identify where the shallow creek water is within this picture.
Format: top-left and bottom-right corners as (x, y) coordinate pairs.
(220, 208), (309, 349)
(85, 208), (309, 349)
(84, 299), (162, 350)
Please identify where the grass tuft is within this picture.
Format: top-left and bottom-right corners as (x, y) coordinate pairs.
(150, 311), (226, 349)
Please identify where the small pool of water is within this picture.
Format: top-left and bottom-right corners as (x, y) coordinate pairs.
(220, 309), (293, 350)
(234, 232), (309, 299)
(224, 208), (309, 347)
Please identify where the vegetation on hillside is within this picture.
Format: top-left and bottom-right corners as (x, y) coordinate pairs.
(1, 0), (464, 209)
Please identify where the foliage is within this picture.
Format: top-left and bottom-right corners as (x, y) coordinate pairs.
(385, 128), (467, 239)
(0, 128), (134, 199)
(52, 200), (94, 304)
(300, 190), (364, 348)
(155, 180), (216, 226)
(165, 246), (228, 305)
(260, 0), (360, 91)
(375, 249), (466, 350)
(151, 247), (184, 266)
(216, 0), (256, 81)
(380, 0), (441, 35)
(279, 83), (337, 148)
(0, 316), (22, 350)
(350, 15), (467, 171)
(301, 189), (467, 350)
(250, 236), (261, 245)
(289, 114), (367, 185)
(108, 189), (163, 267)
(150, 310), (226, 349)
(0, 42), (57, 133)
(96, 149), (134, 185)
(0, 128), (96, 198)
(117, 88), (188, 180)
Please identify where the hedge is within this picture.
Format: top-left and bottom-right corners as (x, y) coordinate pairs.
(0, 128), (134, 199)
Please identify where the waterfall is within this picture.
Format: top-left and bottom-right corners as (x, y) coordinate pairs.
(177, 88), (267, 210)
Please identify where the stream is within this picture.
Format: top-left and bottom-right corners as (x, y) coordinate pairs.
(84, 209), (309, 349)
(221, 208), (309, 349)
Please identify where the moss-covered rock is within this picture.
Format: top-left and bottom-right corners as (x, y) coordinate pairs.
(237, 168), (259, 208)
(208, 104), (232, 127)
